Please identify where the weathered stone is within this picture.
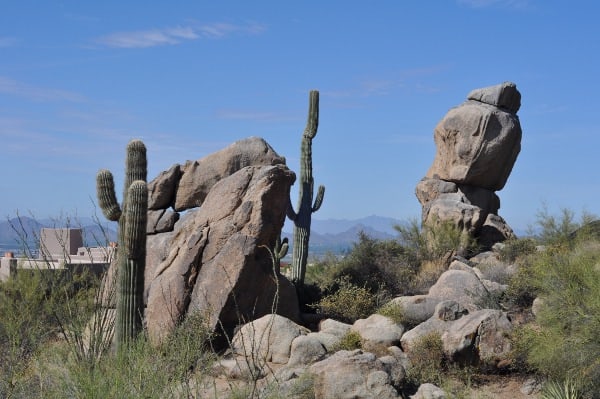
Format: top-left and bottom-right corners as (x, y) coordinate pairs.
(144, 230), (175, 302)
(401, 308), (512, 368)
(467, 81), (521, 114)
(426, 83), (522, 191)
(378, 349), (408, 388)
(145, 164), (298, 344)
(146, 209), (179, 234)
(288, 334), (327, 366)
(351, 314), (404, 354)
(387, 295), (442, 327)
(479, 213), (516, 249)
(232, 314), (309, 365)
(410, 383), (447, 399)
(319, 318), (352, 336)
(148, 163), (181, 210)
(427, 269), (489, 311)
(174, 137), (285, 211)
(309, 350), (401, 399)
(433, 300), (469, 322)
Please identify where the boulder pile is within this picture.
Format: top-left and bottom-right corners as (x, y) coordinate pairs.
(416, 82), (522, 248)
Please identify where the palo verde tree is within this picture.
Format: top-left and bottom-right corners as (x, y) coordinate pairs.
(96, 139), (148, 350)
(287, 90), (325, 286)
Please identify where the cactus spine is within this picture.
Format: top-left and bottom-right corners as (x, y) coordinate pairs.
(96, 140), (148, 349)
(287, 90), (325, 285)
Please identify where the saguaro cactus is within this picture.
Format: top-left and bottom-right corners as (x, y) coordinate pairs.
(287, 90), (325, 286)
(96, 139), (148, 349)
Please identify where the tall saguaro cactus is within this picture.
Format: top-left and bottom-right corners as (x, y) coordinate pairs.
(287, 90), (325, 286)
(96, 140), (148, 349)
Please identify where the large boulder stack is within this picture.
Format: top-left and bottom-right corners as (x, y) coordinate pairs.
(145, 163), (300, 344)
(416, 82), (522, 247)
(146, 136), (285, 234)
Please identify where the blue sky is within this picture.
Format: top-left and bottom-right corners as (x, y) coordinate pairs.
(1, 1), (599, 232)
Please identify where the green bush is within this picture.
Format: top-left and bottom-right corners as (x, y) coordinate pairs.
(530, 205), (597, 247)
(376, 302), (406, 325)
(0, 268), (100, 397)
(405, 331), (446, 386)
(333, 330), (363, 351)
(514, 239), (600, 397)
(395, 218), (478, 263)
(497, 237), (538, 264)
(315, 277), (379, 323)
(43, 312), (214, 398)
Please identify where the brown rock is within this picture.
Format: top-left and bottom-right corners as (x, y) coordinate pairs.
(148, 164), (181, 210)
(426, 83), (522, 191)
(146, 209), (180, 234)
(173, 137), (285, 211)
(145, 164), (298, 344)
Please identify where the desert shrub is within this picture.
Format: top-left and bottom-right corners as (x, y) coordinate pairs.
(333, 330), (363, 351)
(395, 218), (478, 262)
(376, 301), (406, 325)
(513, 238), (600, 397)
(44, 311), (214, 398)
(330, 232), (416, 297)
(0, 267), (101, 397)
(303, 233), (416, 315)
(497, 237), (538, 264)
(315, 277), (379, 323)
(405, 331), (446, 387)
(530, 206), (598, 247)
(395, 218), (478, 293)
(0, 271), (58, 397)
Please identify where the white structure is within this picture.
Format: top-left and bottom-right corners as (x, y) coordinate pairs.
(0, 228), (115, 282)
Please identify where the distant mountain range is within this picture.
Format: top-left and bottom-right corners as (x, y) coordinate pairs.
(0, 214), (402, 257)
(283, 215), (404, 256)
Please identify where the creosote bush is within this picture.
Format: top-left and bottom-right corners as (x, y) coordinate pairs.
(333, 330), (363, 351)
(503, 209), (600, 398)
(376, 301), (406, 325)
(315, 277), (379, 323)
(511, 240), (600, 397)
(405, 331), (446, 387)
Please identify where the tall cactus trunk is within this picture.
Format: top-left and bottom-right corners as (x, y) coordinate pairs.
(287, 90), (325, 286)
(97, 140), (148, 350)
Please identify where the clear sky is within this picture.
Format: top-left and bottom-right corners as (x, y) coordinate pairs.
(1, 1), (599, 232)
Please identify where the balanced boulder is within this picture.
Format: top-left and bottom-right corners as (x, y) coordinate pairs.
(417, 82), (522, 247)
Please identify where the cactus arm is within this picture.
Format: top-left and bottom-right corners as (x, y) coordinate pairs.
(312, 185), (325, 212)
(124, 181), (148, 259)
(96, 169), (122, 221)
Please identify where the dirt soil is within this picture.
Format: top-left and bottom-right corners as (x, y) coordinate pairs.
(465, 374), (541, 399)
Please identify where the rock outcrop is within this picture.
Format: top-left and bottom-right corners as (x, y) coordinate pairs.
(417, 82), (522, 248)
(146, 136), (285, 217)
(145, 163), (299, 344)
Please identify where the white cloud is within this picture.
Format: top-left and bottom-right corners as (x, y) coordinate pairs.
(0, 76), (85, 102)
(96, 22), (266, 49)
